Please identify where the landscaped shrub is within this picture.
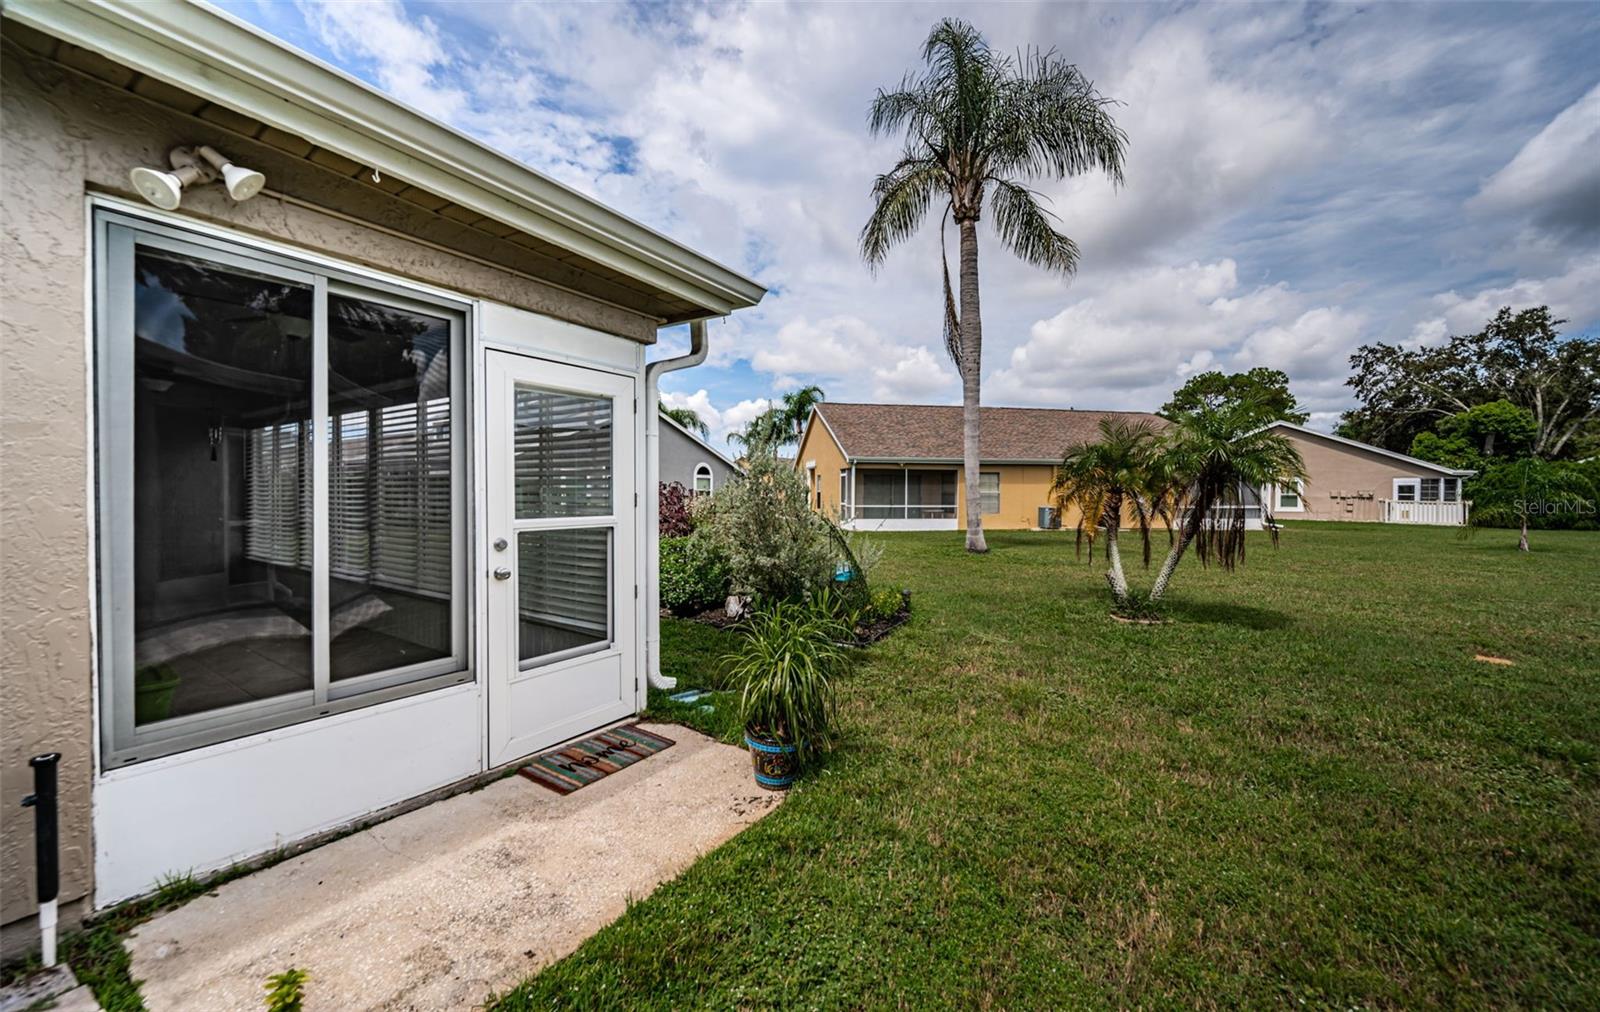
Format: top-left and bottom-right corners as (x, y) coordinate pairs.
(659, 480), (694, 537)
(867, 587), (907, 624)
(691, 452), (837, 602)
(660, 535), (729, 614)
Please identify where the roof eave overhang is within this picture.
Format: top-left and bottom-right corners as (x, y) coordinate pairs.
(1257, 422), (1477, 477)
(7, 0), (767, 318)
(845, 457), (1061, 466)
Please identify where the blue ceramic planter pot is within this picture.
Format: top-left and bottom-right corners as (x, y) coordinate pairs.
(744, 731), (800, 790)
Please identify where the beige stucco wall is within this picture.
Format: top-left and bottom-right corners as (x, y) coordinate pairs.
(1281, 429), (1458, 522)
(796, 416), (849, 518)
(0, 36), (659, 937)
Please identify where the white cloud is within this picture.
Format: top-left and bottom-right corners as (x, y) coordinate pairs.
(751, 315), (956, 403)
(296, 0), (465, 121)
(1408, 253), (1600, 345)
(1471, 83), (1600, 242)
(989, 259), (1366, 414)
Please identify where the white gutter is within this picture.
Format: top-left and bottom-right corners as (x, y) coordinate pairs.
(643, 320), (709, 690)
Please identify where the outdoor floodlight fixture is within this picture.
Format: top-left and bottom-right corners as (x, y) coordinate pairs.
(129, 145), (265, 210)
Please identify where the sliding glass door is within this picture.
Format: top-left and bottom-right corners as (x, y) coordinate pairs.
(96, 212), (469, 766)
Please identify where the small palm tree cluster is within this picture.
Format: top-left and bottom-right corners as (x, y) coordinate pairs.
(1051, 402), (1306, 617)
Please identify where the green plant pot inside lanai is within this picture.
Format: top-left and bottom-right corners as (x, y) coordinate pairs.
(725, 600), (845, 790)
(135, 662), (181, 724)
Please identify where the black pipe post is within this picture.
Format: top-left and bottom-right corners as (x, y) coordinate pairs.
(21, 752), (61, 907)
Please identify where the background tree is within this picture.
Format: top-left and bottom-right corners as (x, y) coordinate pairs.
(1161, 368), (1308, 426)
(1410, 399), (1537, 470)
(661, 405), (710, 438)
(861, 17), (1126, 553)
(1147, 400), (1305, 605)
(1465, 457), (1598, 552)
(1341, 306), (1599, 457)
(730, 385), (826, 456)
(1050, 418), (1162, 609)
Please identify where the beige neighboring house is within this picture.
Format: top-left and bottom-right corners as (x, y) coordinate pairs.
(0, 0), (763, 957)
(1255, 422), (1475, 525)
(795, 402), (1167, 531)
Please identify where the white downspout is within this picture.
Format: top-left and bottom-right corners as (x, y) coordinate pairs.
(643, 319), (709, 690)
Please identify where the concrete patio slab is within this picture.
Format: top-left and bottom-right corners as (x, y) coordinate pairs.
(125, 723), (778, 1011)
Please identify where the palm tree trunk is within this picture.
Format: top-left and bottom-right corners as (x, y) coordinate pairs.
(958, 217), (987, 553)
(1102, 489), (1129, 605)
(1149, 511), (1200, 604)
(1518, 514), (1530, 552)
(1103, 526), (1130, 604)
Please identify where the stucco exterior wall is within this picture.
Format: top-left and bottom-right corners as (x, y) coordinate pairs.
(796, 416), (849, 518)
(659, 424), (737, 493)
(0, 37), (659, 938)
(1281, 430), (1460, 522)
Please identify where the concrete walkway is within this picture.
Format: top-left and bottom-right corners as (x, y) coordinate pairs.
(126, 723), (779, 1011)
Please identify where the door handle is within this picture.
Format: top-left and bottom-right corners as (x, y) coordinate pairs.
(493, 567), (512, 580)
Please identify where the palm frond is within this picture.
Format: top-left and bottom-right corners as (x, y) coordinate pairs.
(860, 156), (947, 269)
(989, 48), (1127, 185)
(988, 178), (1080, 274)
(939, 209), (962, 365)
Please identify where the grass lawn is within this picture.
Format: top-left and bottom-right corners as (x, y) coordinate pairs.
(494, 523), (1599, 1009)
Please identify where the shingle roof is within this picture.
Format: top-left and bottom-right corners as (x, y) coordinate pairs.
(813, 402), (1167, 462)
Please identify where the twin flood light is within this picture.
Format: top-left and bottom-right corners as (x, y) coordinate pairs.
(129, 145), (265, 210)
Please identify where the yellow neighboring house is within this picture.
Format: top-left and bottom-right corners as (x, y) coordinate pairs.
(795, 402), (1167, 531)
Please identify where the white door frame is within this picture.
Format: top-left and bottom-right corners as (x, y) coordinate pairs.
(484, 349), (638, 766)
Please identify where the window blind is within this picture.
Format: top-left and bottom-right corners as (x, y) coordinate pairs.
(514, 387), (613, 518)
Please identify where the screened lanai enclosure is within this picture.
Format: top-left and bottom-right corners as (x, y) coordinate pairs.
(125, 244), (463, 735)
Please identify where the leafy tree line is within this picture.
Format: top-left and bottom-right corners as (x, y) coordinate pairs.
(1340, 305), (1599, 545)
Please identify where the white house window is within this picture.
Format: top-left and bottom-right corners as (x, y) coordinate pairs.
(96, 212), (467, 766)
(840, 469), (849, 509)
(1420, 477), (1442, 502)
(980, 472), (1001, 515)
(1395, 481), (1418, 502)
(1276, 480), (1304, 512)
(693, 463), (713, 495)
(1442, 478), (1460, 502)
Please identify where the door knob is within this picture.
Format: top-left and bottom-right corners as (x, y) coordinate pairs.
(493, 538), (507, 551)
(493, 567), (512, 580)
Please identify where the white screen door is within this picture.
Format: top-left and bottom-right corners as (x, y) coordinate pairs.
(486, 350), (636, 765)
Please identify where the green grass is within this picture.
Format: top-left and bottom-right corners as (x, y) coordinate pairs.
(494, 523), (1600, 1009)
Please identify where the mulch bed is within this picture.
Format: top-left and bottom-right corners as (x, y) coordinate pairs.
(670, 600), (912, 647)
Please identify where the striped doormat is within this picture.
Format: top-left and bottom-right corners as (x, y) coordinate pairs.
(517, 724), (676, 795)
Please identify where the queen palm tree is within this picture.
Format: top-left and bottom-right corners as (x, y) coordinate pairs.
(1147, 401), (1306, 605)
(1050, 417), (1162, 608)
(661, 405), (710, 438)
(731, 385), (827, 456)
(861, 18), (1126, 553)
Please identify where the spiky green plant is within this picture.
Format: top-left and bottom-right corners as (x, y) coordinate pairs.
(264, 968), (309, 1012)
(1051, 417), (1164, 609)
(725, 600), (847, 763)
(1147, 400), (1306, 604)
(862, 17), (1126, 553)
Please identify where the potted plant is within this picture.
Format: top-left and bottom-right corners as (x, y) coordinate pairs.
(724, 600), (845, 790)
(135, 662), (181, 723)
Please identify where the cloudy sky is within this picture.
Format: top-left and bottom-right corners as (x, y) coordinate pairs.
(223, 1), (1599, 449)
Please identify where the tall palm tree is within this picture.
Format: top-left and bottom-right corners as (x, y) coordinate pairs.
(1050, 418), (1162, 607)
(1147, 401), (1306, 604)
(661, 405), (710, 438)
(778, 384), (825, 443)
(861, 18), (1126, 553)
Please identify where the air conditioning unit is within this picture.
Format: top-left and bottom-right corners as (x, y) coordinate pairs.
(1037, 506), (1061, 530)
